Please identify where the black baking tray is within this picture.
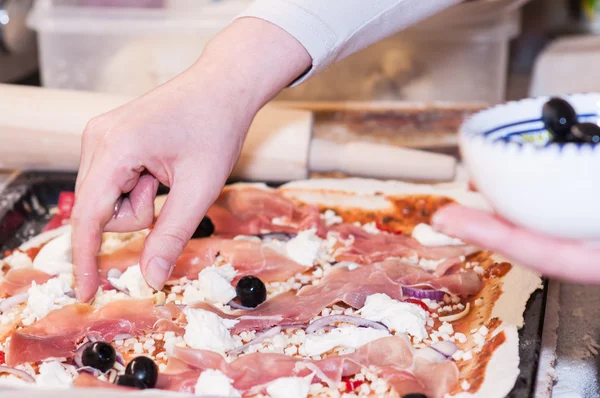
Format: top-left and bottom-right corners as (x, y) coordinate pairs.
(0, 171), (548, 398)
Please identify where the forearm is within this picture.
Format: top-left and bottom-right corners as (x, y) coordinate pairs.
(188, 17), (311, 115)
(239, 0), (462, 84)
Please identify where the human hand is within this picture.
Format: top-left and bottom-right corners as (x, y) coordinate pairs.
(432, 204), (600, 283)
(71, 18), (311, 302)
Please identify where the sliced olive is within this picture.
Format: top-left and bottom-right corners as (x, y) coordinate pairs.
(81, 341), (116, 373)
(235, 275), (267, 308)
(570, 122), (600, 144)
(125, 356), (158, 388)
(192, 216), (215, 239)
(542, 97), (577, 142)
(115, 374), (147, 389)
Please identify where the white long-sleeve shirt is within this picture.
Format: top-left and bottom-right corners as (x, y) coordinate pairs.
(238, 0), (461, 85)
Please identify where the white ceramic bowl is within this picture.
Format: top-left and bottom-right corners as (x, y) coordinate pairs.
(459, 93), (600, 240)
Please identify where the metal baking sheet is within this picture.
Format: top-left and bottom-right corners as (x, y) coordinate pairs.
(0, 171), (548, 398)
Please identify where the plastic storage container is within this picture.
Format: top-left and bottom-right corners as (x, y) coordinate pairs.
(27, 0), (252, 94)
(277, 7), (522, 104)
(28, 0), (525, 103)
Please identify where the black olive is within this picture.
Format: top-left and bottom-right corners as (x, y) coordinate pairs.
(192, 216), (215, 239)
(81, 341), (116, 373)
(542, 97), (578, 142)
(570, 122), (600, 144)
(402, 394), (428, 398)
(125, 356), (158, 388)
(235, 276), (267, 308)
(115, 374), (147, 389)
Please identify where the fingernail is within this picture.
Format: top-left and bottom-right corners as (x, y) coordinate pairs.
(145, 256), (172, 290)
(431, 208), (451, 232)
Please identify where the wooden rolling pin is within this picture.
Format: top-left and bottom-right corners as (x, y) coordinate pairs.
(0, 84), (456, 181)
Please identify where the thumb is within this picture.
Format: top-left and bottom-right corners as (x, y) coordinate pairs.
(139, 179), (218, 290)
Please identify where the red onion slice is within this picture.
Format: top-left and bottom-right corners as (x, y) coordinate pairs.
(73, 342), (91, 368)
(402, 286), (445, 301)
(431, 341), (458, 358)
(113, 334), (133, 341)
(0, 293), (29, 313)
(256, 232), (296, 242)
(0, 366), (35, 383)
(306, 315), (388, 335)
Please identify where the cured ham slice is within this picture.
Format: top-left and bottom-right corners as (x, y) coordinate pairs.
(330, 224), (477, 268)
(5, 299), (175, 365)
(196, 259), (481, 333)
(0, 268), (52, 298)
(98, 237), (307, 283)
(160, 336), (458, 398)
(207, 187), (324, 237)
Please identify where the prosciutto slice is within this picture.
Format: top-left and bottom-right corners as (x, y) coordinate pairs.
(330, 224), (477, 267)
(159, 336), (458, 398)
(195, 259), (481, 333)
(5, 299), (177, 366)
(98, 237), (306, 283)
(0, 268), (52, 298)
(207, 187), (324, 237)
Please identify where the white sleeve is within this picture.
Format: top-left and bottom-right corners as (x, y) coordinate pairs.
(237, 0), (461, 85)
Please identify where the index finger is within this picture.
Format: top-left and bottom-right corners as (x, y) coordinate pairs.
(71, 158), (141, 302)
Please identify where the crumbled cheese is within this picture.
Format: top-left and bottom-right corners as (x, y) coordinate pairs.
(194, 369), (241, 397)
(183, 308), (239, 353)
(412, 223), (464, 247)
(473, 333), (486, 347)
(361, 222), (380, 235)
(303, 327), (390, 356)
(475, 298), (484, 307)
(417, 258), (445, 272)
(36, 362), (74, 388)
(108, 265), (154, 298)
(271, 217), (288, 226)
(438, 322), (454, 335)
(92, 288), (130, 307)
(182, 265), (237, 305)
(463, 350), (473, 361)
(455, 333), (467, 343)
(22, 275), (75, 324)
(461, 380), (471, 391)
(163, 332), (185, 355)
(321, 210), (343, 227)
(3, 251), (33, 269)
(473, 266), (484, 275)
(478, 326), (489, 336)
(32, 231), (73, 275)
(285, 229), (323, 267)
(359, 293), (428, 341)
(267, 374), (313, 398)
(452, 350), (464, 361)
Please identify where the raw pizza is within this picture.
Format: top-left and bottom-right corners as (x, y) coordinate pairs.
(0, 178), (542, 398)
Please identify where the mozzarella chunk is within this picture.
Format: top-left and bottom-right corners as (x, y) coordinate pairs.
(412, 223), (464, 247)
(32, 231), (73, 275)
(182, 265), (237, 305)
(359, 293), (429, 341)
(303, 326), (389, 356)
(3, 251), (33, 269)
(36, 362), (74, 388)
(184, 308), (239, 353)
(267, 374), (313, 398)
(285, 229), (323, 267)
(194, 369), (241, 397)
(108, 264), (154, 298)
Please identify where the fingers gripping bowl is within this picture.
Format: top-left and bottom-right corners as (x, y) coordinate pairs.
(459, 93), (600, 240)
